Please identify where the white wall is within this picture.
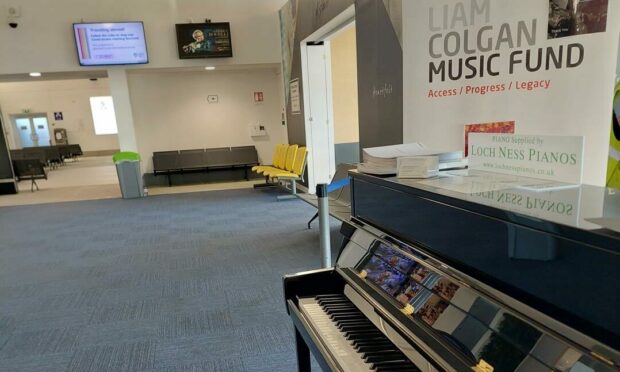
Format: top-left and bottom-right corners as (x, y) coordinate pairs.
(128, 68), (288, 173)
(403, 0), (620, 186)
(0, 79), (119, 151)
(330, 25), (360, 144)
(0, 0), (283, 75)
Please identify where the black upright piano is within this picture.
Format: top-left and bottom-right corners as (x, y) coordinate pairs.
(284, 171), (620, 371)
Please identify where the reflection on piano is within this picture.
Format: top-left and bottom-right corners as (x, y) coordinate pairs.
(284, 172), (619, 371)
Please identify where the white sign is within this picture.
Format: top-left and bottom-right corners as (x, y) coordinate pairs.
(290, 79), (301, 114)
(469, 134), (584, 184)
(397, 156), (438, 178)
(89, 96), (118, 135)
(403, 0), (620, 186)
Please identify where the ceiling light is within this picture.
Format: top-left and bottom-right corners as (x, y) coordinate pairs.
(29, 72), (42, 77)
(205, 66), (215, 71)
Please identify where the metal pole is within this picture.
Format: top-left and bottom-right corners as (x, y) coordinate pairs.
(317, 183), (331, 268)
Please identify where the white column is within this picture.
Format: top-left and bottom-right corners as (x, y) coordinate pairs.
(108, 69), (138, 152)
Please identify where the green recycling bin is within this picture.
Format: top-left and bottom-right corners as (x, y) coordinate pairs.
(113, 151), (144, 199)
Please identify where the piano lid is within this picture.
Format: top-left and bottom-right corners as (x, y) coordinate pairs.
(349, 171), (620, 355)
(351, 169), (620, 243)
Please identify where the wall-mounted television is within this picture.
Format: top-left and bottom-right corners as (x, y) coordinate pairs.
(175, 22), (233, 59)
(73, 22), (149, 66)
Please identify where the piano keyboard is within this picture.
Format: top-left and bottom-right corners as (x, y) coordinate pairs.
(299, 294), (420, 371)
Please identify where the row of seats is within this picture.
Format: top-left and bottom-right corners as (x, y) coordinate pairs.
(252, 144), (307, 198)
(12, 159), (47, 192)
(10, 144), (83, 169)
(10, 144), (83, 192)
(152, 146), (259, 186)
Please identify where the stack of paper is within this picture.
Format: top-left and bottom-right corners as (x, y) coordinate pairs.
(397, 156), (439, 178)
(357, 143), (464, 175)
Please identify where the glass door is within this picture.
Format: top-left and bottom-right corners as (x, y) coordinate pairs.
(32, 116), (51, 146)
(13, 114), (51, 147)
(14, 118), (34, 147)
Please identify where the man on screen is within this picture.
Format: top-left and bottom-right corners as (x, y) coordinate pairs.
(182, 29), (213, 53)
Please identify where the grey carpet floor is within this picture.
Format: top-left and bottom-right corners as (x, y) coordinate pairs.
(0, 188), (339, 371)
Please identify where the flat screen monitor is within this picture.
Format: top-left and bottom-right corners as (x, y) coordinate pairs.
(73, 22), (149, 66)
(175, 22), (233, 59)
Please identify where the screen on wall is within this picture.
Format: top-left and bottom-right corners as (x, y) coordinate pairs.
(175, 22), (233, 59)
(73, 22), (149, 66)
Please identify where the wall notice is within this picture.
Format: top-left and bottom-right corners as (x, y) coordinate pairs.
(290, 79), (301, 114)
(469, 133), (584, 184)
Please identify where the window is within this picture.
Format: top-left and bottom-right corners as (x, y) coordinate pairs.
(90, 96), (118, 135)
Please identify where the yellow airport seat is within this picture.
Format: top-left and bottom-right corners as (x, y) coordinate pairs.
(271, 146), (307, 180)
(251, 143), (281, 171)
(274, 144), (290, 169)
(263, 145), (298, 177)
(272, 147), (307, 199)
(254, 144), (289, 174)
(252, 143), (284, 172)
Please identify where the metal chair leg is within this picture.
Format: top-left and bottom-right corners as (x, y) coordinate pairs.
(31, 178), (39, 192)
(307, 212), (319, 229)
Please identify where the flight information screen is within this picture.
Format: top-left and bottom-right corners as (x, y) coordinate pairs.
(73, 22), (148, 66)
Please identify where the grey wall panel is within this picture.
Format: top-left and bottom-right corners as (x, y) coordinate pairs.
(0, 110), (17, 194)
(335, 142), (360, 164)
(355, 0), (403, 155)
(0, 114), (15, 179)
(281, 0), (403, 156)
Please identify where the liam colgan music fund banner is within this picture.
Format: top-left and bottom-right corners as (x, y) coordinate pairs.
(403, 0), (620, 186)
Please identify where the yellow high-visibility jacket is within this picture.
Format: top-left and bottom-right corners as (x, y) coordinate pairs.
(607, 81), (620, 189)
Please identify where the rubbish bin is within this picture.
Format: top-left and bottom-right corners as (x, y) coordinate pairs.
(113, 151), (144, 199)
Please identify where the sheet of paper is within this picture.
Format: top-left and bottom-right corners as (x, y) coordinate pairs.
(584, 218), (620, 233)
(363, 143), (426, 159)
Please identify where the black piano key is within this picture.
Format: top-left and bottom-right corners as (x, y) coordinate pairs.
(322, 303), (355, 308)
(339, 324), (376, 331)
(375, 364), (420, 372)
(352, 340), (393, 347)
(326, 309), (358, 315)
(372, 360), (413, 369)
(364, 352), (407, 363)
(322, 304), (359, 311)
(338, 324), (374, 332)
(327, 309), (358, 314)
(318, 300), (353, 305)
(318, 301), (350, 306)
(337, 320), (372, 326)
(356, 345), (399, 353)
(338, 321), (373, 326)
(329, 311), (363, 317)
(330, 314), (365, 321)
(315, 294), (346, 299)
(353, 340), (394, 346)
(338, 324), (373, 331)
(336, 319), (372, 325)
(318, 298), (351, 303)
(344, 329), (383, 335)
(345, 332), (384, 340)
(353, 334), (391, 346)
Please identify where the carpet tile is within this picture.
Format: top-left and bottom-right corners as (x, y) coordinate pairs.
(0, 188), (340, 371)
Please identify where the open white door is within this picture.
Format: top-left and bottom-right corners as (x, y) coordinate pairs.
(301, 42), (336, 194)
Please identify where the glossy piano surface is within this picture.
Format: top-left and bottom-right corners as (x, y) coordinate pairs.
(349, 171), (620, 356)
(352, 237), (615, 371)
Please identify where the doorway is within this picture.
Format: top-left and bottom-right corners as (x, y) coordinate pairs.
(300, 5), (358, 194)
(12, 114), (51, 147)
